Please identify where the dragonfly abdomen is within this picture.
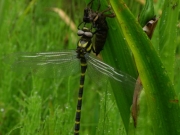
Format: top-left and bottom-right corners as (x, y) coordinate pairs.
(74, 58), (87, 135)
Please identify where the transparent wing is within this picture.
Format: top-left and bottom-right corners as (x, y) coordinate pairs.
(5, 50), (81, 78)
(87, 54), (136, 91)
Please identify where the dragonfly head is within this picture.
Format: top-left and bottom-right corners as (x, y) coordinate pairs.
(76, 27), (93, 58)
(77, 27), (93, 37)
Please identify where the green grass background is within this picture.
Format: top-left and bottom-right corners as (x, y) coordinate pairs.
(0, 0), (124, 135)
(0, 0), (180, 135)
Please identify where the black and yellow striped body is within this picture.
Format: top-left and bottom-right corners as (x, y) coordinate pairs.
(74, 58), (87, 135)
(74, 27), (93, 135)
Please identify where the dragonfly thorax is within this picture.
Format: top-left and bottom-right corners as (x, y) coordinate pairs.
(76, 42), (92, 59)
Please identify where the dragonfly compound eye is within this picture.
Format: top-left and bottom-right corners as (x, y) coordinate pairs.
(77, 30), (85, 36)
(84, 32), (93, 37)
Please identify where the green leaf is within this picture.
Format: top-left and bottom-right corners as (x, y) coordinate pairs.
(159, 0), (179, 81)
(139, 0), (155, 27)
(101, 0), (180, 134)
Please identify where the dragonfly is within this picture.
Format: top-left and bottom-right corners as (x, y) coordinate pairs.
(7, 26), (136, 135)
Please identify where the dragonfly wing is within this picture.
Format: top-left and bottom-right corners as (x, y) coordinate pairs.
(5, 50), (81, 78)
(87, 54), (136, 91)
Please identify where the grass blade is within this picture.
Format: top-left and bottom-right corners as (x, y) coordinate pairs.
(103, 0), (180, 134)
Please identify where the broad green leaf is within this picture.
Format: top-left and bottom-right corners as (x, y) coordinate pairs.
(105, 0), (180, 134)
